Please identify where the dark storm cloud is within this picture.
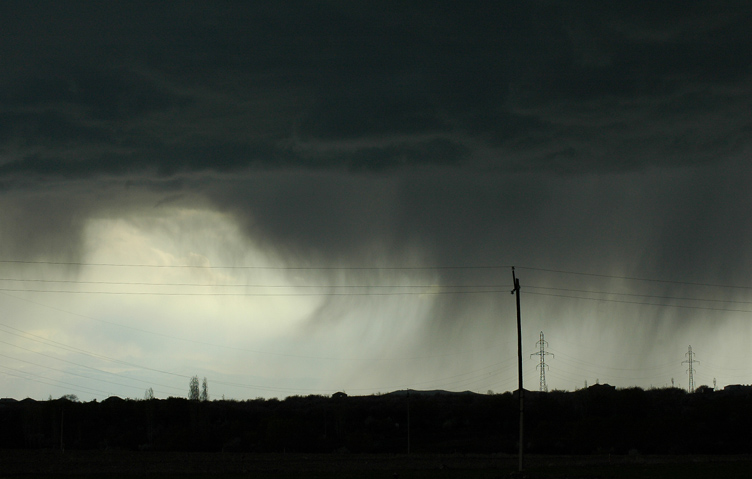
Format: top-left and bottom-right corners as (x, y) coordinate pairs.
(1, 0), (751, 282)
(1, 1), (748, 179)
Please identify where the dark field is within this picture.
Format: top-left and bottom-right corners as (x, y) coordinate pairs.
(4, 389), (752, 477)
(1, 451), (751, 479)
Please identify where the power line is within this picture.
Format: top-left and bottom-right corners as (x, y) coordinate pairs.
(3, 285), (750, 314)
(0, 323), (192, 383)
(0, 291), (508, 362)
(3, 277), (751, 308)
(547, 348), (677, 373)
(0, 364), (112, 398)
(0, 322), (525, 397)
(0, 352), (176, 398)
(0, 337), (185, 393)
(0, 317), (521, 398)
(0, 259), (513, 271)
(525, 291), (752, 313)
(0, 277), (503, 288)
(549, 355), (678, 382)
(0, 287), (507, 296)
(4, 259), (752, 292)
(517, 266), (752, 290)
(527, 285), (752, 306)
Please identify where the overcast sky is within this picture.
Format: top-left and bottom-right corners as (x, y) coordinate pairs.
(1, 1), (752, 401)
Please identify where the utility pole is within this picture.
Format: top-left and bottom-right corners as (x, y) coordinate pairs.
(682, 345), (698, 393)
(406, 390), (411, 455)
(531, 331), (554, 392)
(511, 267), (524, 474)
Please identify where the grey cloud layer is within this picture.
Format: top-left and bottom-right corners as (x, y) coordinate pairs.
(2, 1), (750, 178)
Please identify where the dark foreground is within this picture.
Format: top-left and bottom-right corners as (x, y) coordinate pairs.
(1, 450), (751, 479)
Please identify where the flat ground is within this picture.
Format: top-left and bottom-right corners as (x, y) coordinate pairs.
(1, 450), (751, 478)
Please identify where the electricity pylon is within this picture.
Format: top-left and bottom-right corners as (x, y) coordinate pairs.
(682, 345), (699, 393)
(531, 331), (554, 392)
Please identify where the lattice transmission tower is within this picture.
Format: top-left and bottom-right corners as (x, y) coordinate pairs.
(531, 331), (554, 392)
(682, 345), (699, 393)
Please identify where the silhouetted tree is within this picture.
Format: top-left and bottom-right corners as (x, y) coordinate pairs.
(189, 376), (200, 401)
(201, 377), (209, 402)
(144, 387), (154, 400)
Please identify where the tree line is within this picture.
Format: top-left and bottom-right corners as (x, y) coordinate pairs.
(0, 385), (750, 454)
